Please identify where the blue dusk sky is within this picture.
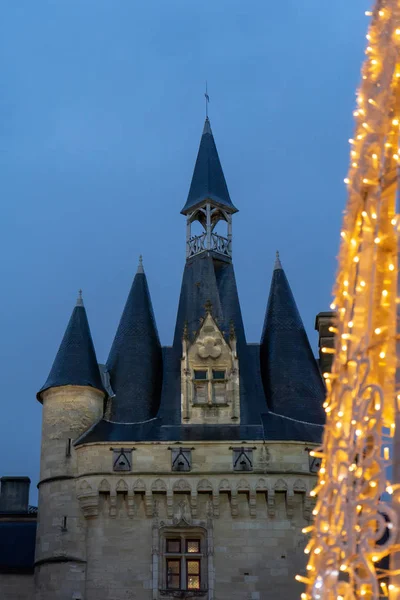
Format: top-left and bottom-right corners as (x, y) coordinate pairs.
(0, 1), (369, 503)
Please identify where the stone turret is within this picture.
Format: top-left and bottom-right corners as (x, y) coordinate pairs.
(35, 293), (105, 600)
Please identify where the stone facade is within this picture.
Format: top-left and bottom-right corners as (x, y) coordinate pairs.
(0, 574), (34, 599)
(32, 414), (317, 600)
(181, 312), (240, 425)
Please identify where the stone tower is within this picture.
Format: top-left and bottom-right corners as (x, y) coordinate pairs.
(34, 294), (106, 600)
(32, 117), (327, 600)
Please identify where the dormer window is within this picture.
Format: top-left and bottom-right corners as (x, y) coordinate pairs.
(193, 368), (227, 405)
(181, 310), (240, 424)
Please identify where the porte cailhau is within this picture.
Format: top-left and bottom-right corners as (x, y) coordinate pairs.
(0, 117), (333, 600)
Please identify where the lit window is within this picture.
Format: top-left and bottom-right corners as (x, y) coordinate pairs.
(186, 539), (200, 553)
(162, 533), (204, 592)
(187, 559), (200, 589)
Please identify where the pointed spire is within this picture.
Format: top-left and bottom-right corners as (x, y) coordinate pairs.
(181, 118), (238, 215)
(106, 265), (162, 423)
(203, 117), (212, 135)
(137, 254), (144, 274)
(76, 289), (84, 306)
(274, 251), (282, 271)
(37, 295), (105, 401)
(260, 259), (325, 425)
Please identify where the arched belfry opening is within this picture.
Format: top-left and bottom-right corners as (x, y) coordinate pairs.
(185, 203), (233, 259)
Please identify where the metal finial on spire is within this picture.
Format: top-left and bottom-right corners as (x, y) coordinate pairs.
(76, 289), (84, 307)
(274, 251), (282, 271)
(205, 81), (210, 119)
(137, 255), (144, 274)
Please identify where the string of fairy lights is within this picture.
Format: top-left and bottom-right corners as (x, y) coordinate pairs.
(298, 2), (400, 599)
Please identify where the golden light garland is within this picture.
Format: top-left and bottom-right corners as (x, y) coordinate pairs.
(300, 2), (400, 599)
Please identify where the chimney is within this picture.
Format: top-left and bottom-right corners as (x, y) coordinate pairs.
(315, 311), (337, 375)
(0, 477), (31, 513)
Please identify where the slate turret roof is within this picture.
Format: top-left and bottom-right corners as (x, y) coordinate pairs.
(37, 292), (105, 401)
(106, 257), (162, 423)
(260, 253), (326, 425)
(181, 118), (238, 215)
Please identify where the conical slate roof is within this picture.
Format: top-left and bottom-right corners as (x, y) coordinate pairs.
(260, 254), (325, 425)
(181, 118), (238, 215)
(106, 259), (162, 423)
(37, 292), (105, 401)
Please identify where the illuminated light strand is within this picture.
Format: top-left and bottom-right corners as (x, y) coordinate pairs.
(304, 1), (400, 599)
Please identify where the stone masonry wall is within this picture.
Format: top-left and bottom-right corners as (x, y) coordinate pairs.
(0, 574), (34, 600)
(70, 440), (316, 600)
(35, 386), (104, 600)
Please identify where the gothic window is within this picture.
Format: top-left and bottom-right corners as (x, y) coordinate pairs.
(171, 448), (192, 472)
(162, 533), (204, 592)
(193, 368), (227, 405)
(232, 447), (253, 472)
(112, 448), (133, 472)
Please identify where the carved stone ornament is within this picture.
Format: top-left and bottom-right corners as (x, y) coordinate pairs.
(173, 498), (192, 526)
(159, 590), (207, 598)
(197, 336), (222, 359)
(112, 448), (132, 472)
(159, 591), (207, 598)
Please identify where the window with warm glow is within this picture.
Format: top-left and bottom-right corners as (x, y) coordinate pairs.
(163, 533), (205, 592)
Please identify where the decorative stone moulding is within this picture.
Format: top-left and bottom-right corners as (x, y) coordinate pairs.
(159, 590), (207, 598)
(76, 475), (313, 521)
